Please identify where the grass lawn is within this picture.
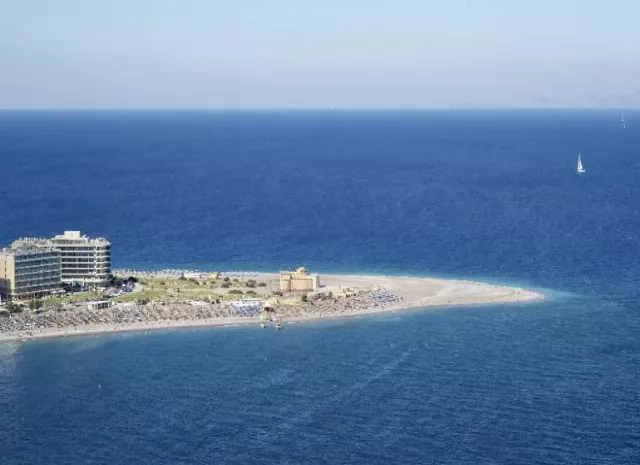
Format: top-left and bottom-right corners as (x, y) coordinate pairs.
(43, 291), (102, 306)
(34, 277), (277, 306)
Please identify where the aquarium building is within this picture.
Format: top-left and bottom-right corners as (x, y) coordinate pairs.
(279, 266), (320, 293)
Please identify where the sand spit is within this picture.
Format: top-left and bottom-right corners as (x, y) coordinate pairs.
(0, 274), (543, 343)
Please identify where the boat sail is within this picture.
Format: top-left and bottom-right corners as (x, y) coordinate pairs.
(577, 154), (585, 174)
(621, 112), (626, 129)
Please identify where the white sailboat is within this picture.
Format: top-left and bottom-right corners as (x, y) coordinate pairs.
(577, 153), (585, 174)
(621, 112), (626, 129)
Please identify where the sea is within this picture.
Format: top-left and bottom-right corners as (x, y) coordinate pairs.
(1, 110), (639, 464)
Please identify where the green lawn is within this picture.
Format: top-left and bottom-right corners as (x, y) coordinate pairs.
(34, 277), (275, 306)
(43, 291), (101, 306)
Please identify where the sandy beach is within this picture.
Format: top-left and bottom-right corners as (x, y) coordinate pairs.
(0, 274), (543, 343)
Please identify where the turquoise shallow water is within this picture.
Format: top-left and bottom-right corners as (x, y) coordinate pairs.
(1, 110), (640, 463)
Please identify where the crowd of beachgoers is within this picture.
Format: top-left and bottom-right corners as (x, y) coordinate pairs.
(0, 289), (404, 341)
(0, 301), (239, 336)
(113, 269), (261, 279)
(280, 291), (405, 318)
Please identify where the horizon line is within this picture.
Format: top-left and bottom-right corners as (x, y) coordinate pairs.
(0, 107), (636, 112)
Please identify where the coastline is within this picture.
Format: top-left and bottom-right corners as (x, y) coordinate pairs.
(0, 274), (544, 344)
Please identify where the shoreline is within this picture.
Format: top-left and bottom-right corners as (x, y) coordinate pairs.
(0, 274), (544, 344)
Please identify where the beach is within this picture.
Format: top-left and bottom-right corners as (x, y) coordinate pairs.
(0, 274), (543, 343)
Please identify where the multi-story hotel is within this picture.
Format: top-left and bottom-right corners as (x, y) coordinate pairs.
(12, 231), (111, 287)
(0, 245), (62, 300)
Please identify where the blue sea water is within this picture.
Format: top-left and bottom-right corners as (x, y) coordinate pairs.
(1, 110), (640, 464)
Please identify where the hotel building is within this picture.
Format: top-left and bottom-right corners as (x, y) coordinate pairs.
(12, 231), (111, 287)
(0, 245), (62, 300)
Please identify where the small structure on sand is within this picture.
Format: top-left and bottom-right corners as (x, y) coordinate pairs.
(333, 287), (357, 299)
(87, 301), (113, 311)
(260, 300), (277, 328)
(263, 299), (276, 313)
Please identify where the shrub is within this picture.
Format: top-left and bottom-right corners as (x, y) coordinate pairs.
(223, 277), (230, 282)
(28, 300), (43, 311)
(7, 302), (22, 313)
(178, 276), (187, 281)
(137, 298), (150, 306)
(301, 294), (308, 302)
(220, 282), (231, 288)
(228, 289), (243, 295)
(246, 280), (257, 288)
(257, 282), (267, 287)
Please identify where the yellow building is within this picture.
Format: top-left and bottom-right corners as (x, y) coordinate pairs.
(279, 266), (320, 293)
(0, 246), (62, 300)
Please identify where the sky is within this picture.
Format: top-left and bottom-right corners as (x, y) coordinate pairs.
(1, 0), (639, 109)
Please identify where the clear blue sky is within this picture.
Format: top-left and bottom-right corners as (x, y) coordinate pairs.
(1, 0), (639, 109)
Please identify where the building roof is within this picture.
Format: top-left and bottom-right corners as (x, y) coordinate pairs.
(280, 266), (311, 278)
(12, 231), (110, 247)
(1, 244), (57, 256)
